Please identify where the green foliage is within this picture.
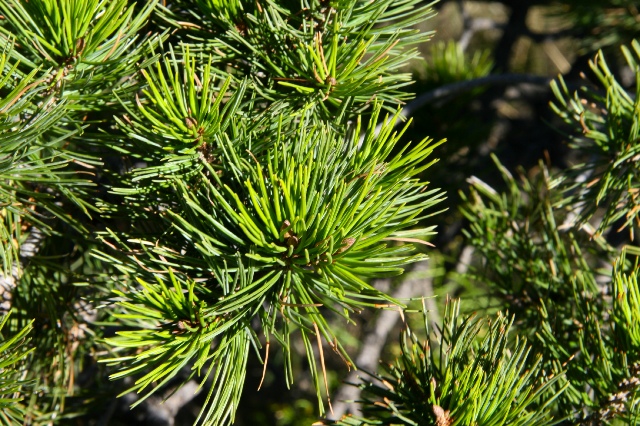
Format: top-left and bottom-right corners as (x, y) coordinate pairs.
(551, 39), (640, 239)
(104, 269), (253, 425)
(0, 0), (157, 104)
(0, 1), (639, 425)
(194, 0), (245, 23)
(60, 1), (444, 424)
(122, 46), (236, 153)
(550, 0), (640, 53)
(0, 0), (134, 65)
(99, 101), (445, 423)
(531, 246), (640, 423)
(589, 246), (640, 423)
(159, 0), (437, 120)
(0, 312), (34, 426)
(422, 40), (493, 85)
(113, 44), (247, 189)
(458, 154), (640, 421)
(333, 300), (565, 426)
(459, 156), (613, 332)
(613, 248), (640, 357)
(0, 41), (95, 272)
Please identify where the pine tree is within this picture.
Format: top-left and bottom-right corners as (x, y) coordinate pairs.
(0, 1), (639, 425)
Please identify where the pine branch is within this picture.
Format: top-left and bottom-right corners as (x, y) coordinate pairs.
(329, 300), (567, 426)
(551, 39), (640, 240)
